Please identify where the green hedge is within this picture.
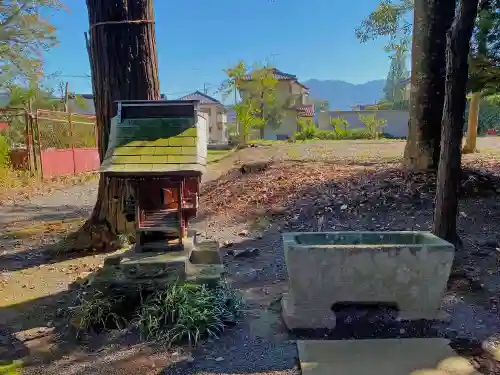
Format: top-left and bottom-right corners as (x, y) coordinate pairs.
(0, 135), (10, 167)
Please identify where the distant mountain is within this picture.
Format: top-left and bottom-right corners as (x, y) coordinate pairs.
(304, 79), (385, 110)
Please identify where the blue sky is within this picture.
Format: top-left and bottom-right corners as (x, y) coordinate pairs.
(43, 0), (392, 103)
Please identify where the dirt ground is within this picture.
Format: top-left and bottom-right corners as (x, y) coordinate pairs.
(1, 138), (500, 375)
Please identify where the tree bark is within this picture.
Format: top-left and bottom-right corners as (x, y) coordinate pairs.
(66, 0), (160, 252)
(462, 91), (481, 153)
(433, 0), (479, 247)
(403, 0), (456, 171)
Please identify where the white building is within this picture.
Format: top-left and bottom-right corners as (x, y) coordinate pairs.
(178, 91), (228, 143)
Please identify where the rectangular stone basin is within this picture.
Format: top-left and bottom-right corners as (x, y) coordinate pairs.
(282, 231), (454, 330)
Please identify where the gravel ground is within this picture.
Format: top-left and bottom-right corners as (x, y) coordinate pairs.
(4, 139), (500, 374)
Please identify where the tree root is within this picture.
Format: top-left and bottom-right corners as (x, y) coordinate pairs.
(47, 218), (128, 256)
(462, 146), (479, 154)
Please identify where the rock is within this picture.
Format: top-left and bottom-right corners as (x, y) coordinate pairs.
(234, 248), (259, 258)
(186, 354), (195, 363)
(222, 240), (234, 248)
(226, 249), (235, 256)
(238, 230), (249, 237)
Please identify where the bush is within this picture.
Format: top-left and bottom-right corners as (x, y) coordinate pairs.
(315, 129), (373, 140)
(295, 118), (317, 140)
(70, 281), (243, 346)
(135, 282), (242, 345)
(0, 135), (10, 167)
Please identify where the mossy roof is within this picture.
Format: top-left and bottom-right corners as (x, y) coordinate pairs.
(100, 117), (206, 175)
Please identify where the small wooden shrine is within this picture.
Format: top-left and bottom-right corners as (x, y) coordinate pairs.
(100, 100), (207, 250)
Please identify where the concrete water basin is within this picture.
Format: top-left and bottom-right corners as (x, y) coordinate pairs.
(282, 231), (455, 330)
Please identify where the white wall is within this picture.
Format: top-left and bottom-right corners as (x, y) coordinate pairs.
(263, 111), (299, 140)
(318, 110), (409, 138)
(200, 104), (228, 143)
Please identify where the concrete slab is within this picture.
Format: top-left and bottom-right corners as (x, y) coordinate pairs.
(297, 339), (480, 375)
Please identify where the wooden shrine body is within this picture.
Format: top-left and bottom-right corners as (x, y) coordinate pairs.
(129, 172), (201, 248)
(100, 99), (208, 251)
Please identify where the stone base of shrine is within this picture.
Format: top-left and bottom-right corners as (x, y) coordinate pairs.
(89, 234), (224, 293)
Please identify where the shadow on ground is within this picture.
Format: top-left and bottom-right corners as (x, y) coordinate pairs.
(2, 158), (500, 374)
(0, 203), (92, 230)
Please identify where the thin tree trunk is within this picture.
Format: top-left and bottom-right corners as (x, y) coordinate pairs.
(462, 91), (481, 153)
(433, 0), (479, 247)
(66, 0), (160, 252)
(403, 0), (456, 171)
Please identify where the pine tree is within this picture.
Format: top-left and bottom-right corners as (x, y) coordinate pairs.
(383, 45), (409, 102)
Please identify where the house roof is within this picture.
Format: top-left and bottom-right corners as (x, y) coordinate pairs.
(241, 68), (309, 90)
(178, 91), (223, 106)
(294, 104), (315, 117)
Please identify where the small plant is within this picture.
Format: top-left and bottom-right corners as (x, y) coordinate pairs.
(135, 282), (242, 346)
(0, 360), (23, 375)
(0, 135), (10, 167)
(358, 113), (387, 139)
(295, 118), (317, 140)
(70, 289), (128, 336)
(330, 116), (350, 137)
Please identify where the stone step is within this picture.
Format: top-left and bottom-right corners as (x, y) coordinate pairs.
(297, 339), (480, 375)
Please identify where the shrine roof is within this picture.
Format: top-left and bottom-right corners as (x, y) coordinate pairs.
(100, 117), (206, 175)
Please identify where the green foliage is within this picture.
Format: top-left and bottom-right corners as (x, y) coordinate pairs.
(70, 289), (129, 337)
(1, 84), (94, 149)
(222, 61), (294, 139)
(219, 60), (247, 101)
(135, 282), (242, 346)
(358, 113), (387, 139)
(466, 94), (500, 134)
(330, 116), (350, 136)
(315, 128), (372, 140)
(0, 360), (23, 375)
(0, 1), (65, 85)
(295, 118), (317, 140)
(0, 135), (10, 167)
(234, 98), (265, 145)
(355, 0), (413, 52)
(357, 0), (500, 91)
(71, 281), (243, 346)
(383, 45), (409, 101)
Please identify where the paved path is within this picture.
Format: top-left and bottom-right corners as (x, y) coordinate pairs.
(0, 146), (267, 229)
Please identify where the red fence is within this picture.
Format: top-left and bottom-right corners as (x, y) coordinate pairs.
(39, 148), (100, 179)
(35, 110), (99, 179)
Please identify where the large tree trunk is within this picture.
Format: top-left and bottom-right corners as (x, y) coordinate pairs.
(66, 0), (160, 252)
(403, 0), (456, 171)
(433, 0), (479, 247)
(462, 91), (481, 153)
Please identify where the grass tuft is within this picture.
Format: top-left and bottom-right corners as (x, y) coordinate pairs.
(134, 282), (243, 346)
(70, 281), (243, 346)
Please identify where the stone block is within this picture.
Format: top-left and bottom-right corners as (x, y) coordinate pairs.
(297, 339), (480, 375)
(282, 231), (454, 330)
